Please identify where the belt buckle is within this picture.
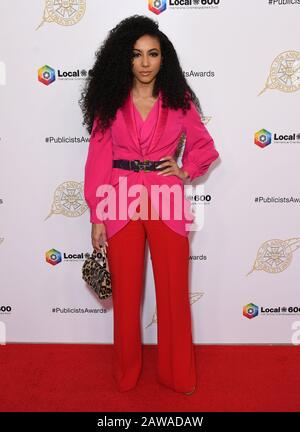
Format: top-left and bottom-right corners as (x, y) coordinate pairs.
(141, 159), (151, 172)
(131, 159), (140, 172)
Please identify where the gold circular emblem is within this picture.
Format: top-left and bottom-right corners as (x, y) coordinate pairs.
(36, 0), (86, 30)
(259, 50), (300, 95)
(45, 181), (88, 220)
(247, 238), (300, 275)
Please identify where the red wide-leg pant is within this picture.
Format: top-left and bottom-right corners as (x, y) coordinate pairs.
(106, 196), (196, 393)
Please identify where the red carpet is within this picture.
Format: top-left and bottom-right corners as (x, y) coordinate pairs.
(0, 344), (299, 412)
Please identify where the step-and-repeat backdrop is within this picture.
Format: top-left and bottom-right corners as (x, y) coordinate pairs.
(1, 0), (299, 345)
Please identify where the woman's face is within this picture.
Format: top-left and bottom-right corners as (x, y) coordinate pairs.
(131, 34), (162, 84)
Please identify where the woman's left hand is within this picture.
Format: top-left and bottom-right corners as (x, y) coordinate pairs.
(156, 156), (189, 180)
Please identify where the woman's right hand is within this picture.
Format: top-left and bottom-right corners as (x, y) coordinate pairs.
(91, 223), (108, 252)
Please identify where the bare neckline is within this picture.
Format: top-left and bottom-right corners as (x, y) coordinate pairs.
(131, 91), (160, 123)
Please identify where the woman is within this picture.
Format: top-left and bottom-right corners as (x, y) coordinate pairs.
(80, 15), (219, 395)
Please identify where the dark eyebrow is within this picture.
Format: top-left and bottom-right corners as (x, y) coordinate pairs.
(132, 48), (159, 52)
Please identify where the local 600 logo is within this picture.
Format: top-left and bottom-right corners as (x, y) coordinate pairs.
(0, 305), (12, 313)
(148, 0), (167, 15)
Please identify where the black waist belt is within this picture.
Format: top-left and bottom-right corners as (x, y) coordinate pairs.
(113, 159), (165, 172)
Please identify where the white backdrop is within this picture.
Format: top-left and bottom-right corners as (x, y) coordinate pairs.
(1, 0), (300, 345)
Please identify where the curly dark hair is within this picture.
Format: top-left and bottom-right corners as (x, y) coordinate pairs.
(79, 14), (203, 134)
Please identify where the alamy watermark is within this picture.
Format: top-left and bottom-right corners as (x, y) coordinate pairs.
(94, 178), (205, 231)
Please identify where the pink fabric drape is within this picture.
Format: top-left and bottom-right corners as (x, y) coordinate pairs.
(131, 91), (160, 156)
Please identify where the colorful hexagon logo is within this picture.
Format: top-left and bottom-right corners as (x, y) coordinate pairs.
(38, 65), (56, 86)
(148, 0), (167, 15)
(243, 303), (259, 319)
(45, 248), (62, 266)
(254, 129), (272, 148)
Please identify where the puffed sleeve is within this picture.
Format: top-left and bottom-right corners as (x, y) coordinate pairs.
(84, 116), (113, 224)
(181, 101), (219, 181)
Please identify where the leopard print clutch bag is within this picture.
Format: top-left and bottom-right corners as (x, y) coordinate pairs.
(82, 247), (112, 299)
